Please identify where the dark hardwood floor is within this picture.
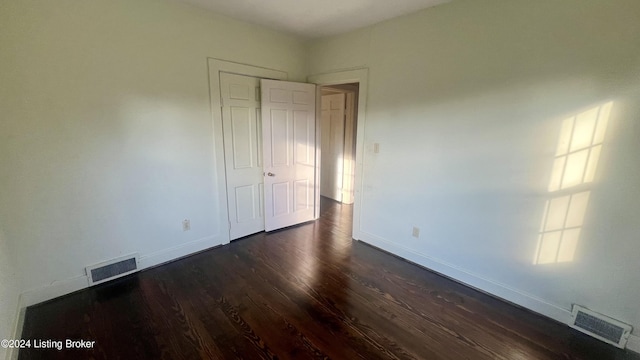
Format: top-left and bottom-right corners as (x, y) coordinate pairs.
(20, 197), (640, 359)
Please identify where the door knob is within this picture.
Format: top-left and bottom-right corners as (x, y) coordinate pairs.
(267, 172), (275, 177)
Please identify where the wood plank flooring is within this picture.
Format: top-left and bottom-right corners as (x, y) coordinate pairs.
(20, 198), (640, 359)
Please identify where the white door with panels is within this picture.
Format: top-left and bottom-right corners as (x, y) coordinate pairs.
(220, 74), (318, 238)
(220, 72), (265, 240)
(261, 79), (317, 231)
(320, 93), (346, 202)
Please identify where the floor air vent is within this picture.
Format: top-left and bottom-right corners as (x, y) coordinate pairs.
(570, 305), (632, 349)
(86, 254), (139, 286)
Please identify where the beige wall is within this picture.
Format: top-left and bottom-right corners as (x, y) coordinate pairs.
(0, 0), (306, 344)
(309, 0), (640, 344)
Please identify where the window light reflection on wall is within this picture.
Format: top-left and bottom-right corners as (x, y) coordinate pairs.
(547, 102), (611, 192)
(534, 102), (612, 265)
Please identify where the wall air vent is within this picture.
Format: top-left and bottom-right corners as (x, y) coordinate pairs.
(86, 254), (139, 286)
(570, 305), (632, 349)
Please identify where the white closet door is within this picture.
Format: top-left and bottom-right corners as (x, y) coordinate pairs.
(220, 73), (265, 239)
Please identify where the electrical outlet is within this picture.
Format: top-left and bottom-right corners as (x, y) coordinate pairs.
(373, 143), (380, 153)
(182, 219), (191, 231)
(412, 226), (420, 238)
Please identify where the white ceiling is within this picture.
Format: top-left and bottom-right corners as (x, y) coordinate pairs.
(177, 0), (451, 39)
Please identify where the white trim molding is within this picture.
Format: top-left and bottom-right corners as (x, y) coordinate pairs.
(19, 235), (222, 308)
(11, 233), (223, 360)
(8, 296), (26, 360)
(357, 230), (640, 355)
(138, 235), (221, 269)
(20, 276), (89, 309)
(628, 334), (640, 353)
(358, 231), (574, 324)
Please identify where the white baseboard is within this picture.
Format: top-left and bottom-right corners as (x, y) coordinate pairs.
(628, 334), (640, 354)
(9, 235), (225, 359)
(13, 231), (638, 355)
(358, 231), (573, 323)
(7, 295), (26, 360)
(138, 235), (224, 269)
(21, 275), (89, 308)
(357, 231), (640, 353)
(19, 235), (225, 308)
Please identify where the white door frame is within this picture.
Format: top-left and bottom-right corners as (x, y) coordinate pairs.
(208, 58), (288, 243)
(308, 68), (369, 241)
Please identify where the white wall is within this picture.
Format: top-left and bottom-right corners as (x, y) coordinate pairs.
(0, 0), (306, 311)
(309, 0), (640, 345)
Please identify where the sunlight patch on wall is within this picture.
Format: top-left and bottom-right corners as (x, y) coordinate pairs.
(534, 102), (612, 265)
(536, 191), (590, 264)
(548, 102), (611, 192)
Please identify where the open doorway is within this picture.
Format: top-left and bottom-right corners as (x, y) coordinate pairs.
(309, 68), (368, 241)
(319, 83), (359, 217)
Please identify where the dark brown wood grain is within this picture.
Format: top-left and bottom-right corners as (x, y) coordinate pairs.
(19, 198), (640, 360)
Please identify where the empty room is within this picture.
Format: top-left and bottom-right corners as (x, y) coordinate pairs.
(1, 0), (639, 359)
